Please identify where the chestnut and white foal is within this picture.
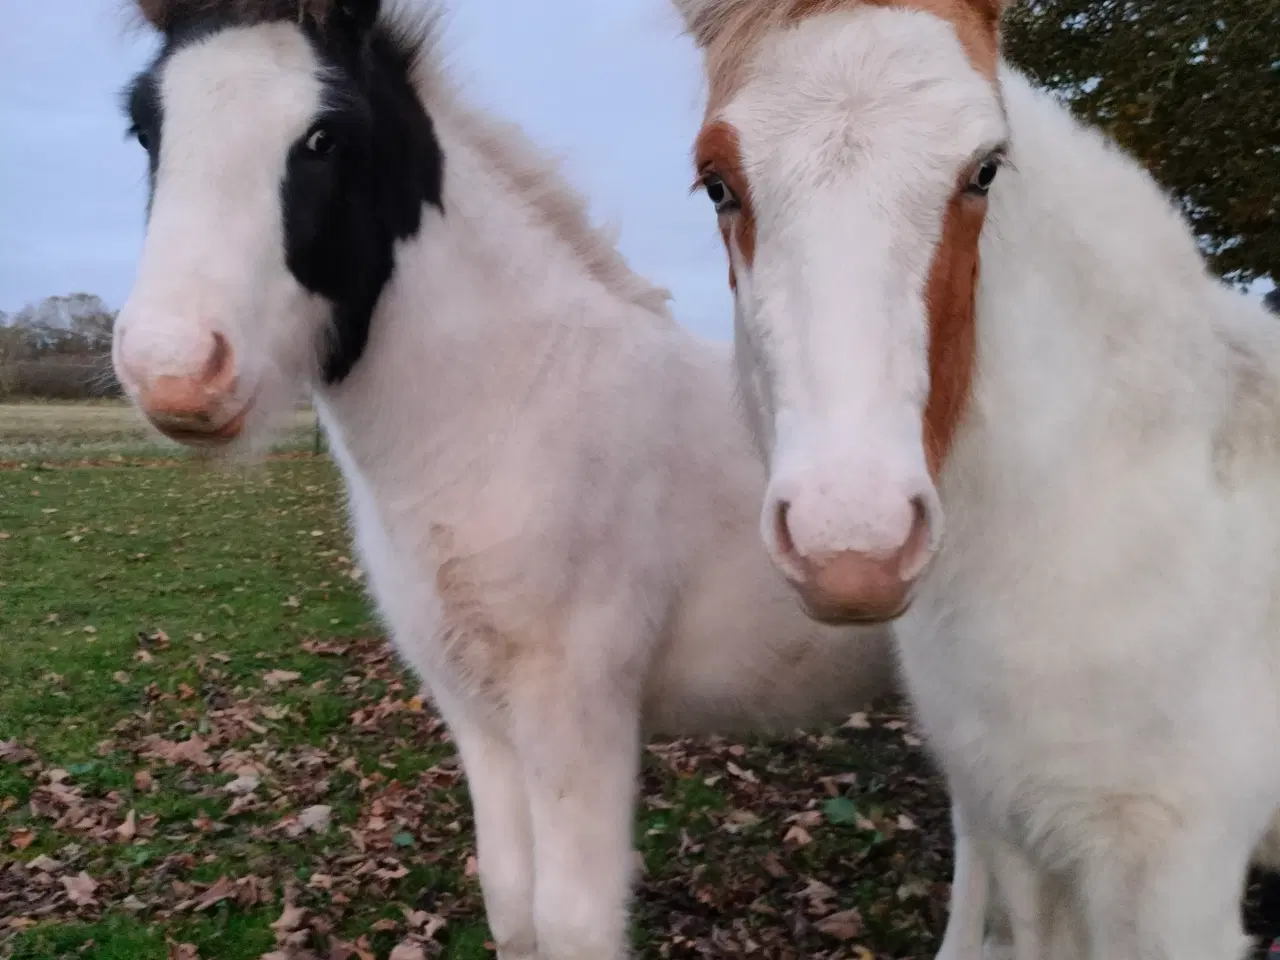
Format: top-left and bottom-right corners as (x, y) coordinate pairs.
(110, 2), (896, 957)
(674, 0), (1280, 958)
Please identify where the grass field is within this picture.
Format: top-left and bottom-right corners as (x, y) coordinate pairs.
(0, 402), (318, 462)
(1, 405), (1277, 959)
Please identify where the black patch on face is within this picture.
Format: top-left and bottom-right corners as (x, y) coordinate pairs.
(122, 0), (445, 385)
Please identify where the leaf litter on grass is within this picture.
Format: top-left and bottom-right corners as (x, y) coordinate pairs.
(4, 457), (1280, 958)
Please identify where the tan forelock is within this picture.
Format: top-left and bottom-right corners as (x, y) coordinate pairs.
(687, 0), (1003, 111)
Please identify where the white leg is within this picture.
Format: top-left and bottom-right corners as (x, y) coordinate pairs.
(988, 837), (1055, 960)
(513, 687), (641, 960)
(450, 717), (538, 960)
(937, 802), (992, 960)
(1084, 824), (1252, 960)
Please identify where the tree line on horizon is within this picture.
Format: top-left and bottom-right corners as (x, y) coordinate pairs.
(3, 1), (1276, 403)
(0, 293), (121, 400)
(1003, 0), (1277, 288)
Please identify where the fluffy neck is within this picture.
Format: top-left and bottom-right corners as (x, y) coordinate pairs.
(312, 79), (673, 496)
(953, 65), (1234, 492)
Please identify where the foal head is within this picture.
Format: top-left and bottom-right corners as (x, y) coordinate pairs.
(675, 0), (1010, 623)
(113, 0), (442, 447)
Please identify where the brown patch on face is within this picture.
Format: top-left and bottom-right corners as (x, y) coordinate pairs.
(921, 172), (986, 475)
(695, 121), (757, 275)
(689, 0), (1003, 112)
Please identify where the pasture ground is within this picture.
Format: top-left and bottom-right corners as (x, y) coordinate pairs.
(1, 403), (1277, 959)
(0, 402), (318, 463)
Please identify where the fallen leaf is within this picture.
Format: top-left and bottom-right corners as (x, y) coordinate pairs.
(815, 908), (863, 941)
(272, 903), (307, 934)
(116, 809), (137, 841)
(783, 825), (812, 847)
(298, 804), (331, 833)
(113, 671), (131, 684)
(141, 733), (213, 769)
(135, 769), (155, 792)
(388, 942), (427, 960)
(62, 871), (99, 906)
(28, 854), (62, 872)
(224, 774), (261, 796)
(168, 944), (200, 960)
(195, 876), (234, 912)
(0, 740), (36, 763)
(10, 828), (35, 850)
(844, 712), (871, 729)
(823, 797), (860, 825)
(263, 670), (302, 687)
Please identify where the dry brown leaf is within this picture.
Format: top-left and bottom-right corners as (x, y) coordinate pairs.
(135, 769), (155, 792)
(116, 809), (138, 841)
(263, 670), (302, 687)
(783, 824), (812, 847)
(304, 874), (332, 892)
(272, 903), (307, 934)
(195, 875), (234, 912)
(814, 908), (863, 941)
(388, 942), (427, 960)
(10, 828), (35, 850)
(62, 871), (99, 906)
(0, 740), (36, 763)
(28, 854), (62, 872)
(168, 943), (200, 960)
(298, 805), (331, 833)
(224, 774), (261, 796)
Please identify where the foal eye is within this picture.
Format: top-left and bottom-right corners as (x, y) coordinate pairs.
(129, 126), (152, 152)
(966, 156), (1002, 197)
(303, 125), (336, 158)
(703, 174), (739, 214)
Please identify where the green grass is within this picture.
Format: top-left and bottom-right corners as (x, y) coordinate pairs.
(0, 416), (969, 960)
(0, 401), (319, 461)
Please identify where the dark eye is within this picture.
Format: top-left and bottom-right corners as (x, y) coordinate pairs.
(703, 174), (739, 214)
(129, 125), (152, 152)
(303, 125), (336, 159)
(967, 156), (1001, 196)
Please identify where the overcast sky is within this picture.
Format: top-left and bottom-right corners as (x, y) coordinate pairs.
(0, 0), (735, 337)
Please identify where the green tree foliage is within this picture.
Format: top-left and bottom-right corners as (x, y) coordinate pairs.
(1002, 0), (1279, 286)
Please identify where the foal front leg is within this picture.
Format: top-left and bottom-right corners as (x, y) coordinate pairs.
(448, 715), (537, 960)
(936, 801), (992, 960)
(512, 685), (642, 960)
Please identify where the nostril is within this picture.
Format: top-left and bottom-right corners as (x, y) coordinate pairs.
(773, 499), (797, 561)
(202, 332), (235, 390)
(897, 496), (933, 582)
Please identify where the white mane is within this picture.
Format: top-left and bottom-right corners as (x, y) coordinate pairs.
(396, 3), (676, 323)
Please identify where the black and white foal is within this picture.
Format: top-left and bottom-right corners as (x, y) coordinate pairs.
(112, 2), (897, 958)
